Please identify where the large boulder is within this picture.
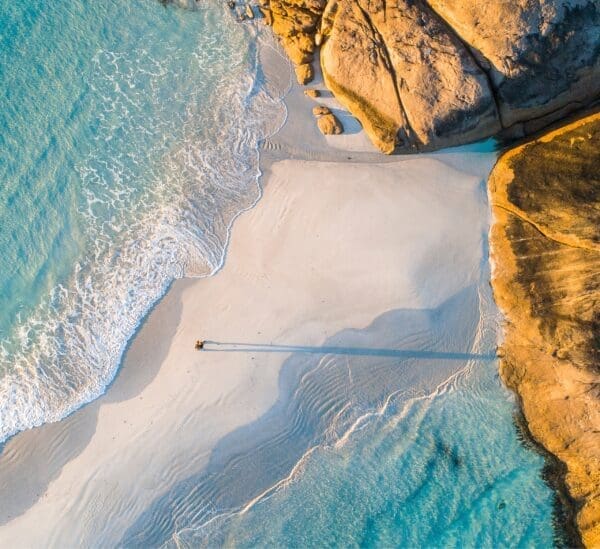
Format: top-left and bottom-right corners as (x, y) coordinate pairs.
(320, 0), (407, 153)
(322, 0), (501, 152)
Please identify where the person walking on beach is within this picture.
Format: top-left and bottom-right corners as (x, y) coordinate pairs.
(195, 340), (205, 350)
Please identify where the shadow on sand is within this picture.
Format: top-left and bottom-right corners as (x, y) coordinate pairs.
(200, 341), (496, 361)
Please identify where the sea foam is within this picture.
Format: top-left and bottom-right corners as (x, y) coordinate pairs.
(0, 0), (286, 443)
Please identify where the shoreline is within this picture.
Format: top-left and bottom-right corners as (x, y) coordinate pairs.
(486, 182), (585, 549)
(487, 177), (584, 549)
(513, 404), (583, 547)
(0, 156), (499, 544)
(0, 22), (564, 546)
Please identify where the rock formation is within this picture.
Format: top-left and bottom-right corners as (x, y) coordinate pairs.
(489, 112), (600, 547)
(312, 104), (343, 133)
(427, 0), (600, 131)
(264, 0), (600, 153)
(263, 0), (326, 64)
(304, 88), (320, 98)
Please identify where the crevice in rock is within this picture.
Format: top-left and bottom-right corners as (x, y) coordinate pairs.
(419, 0), (503, 126)
(493, 203), (599, 253)
(498, 99), (598, 139)
(354, 1), (418, 149)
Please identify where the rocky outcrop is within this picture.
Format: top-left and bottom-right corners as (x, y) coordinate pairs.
(264, 0), (600, 153)
(264, 0), (326, 64)
(489, 112), (600, 547)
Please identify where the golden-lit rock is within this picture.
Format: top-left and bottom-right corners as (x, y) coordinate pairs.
(269, 0), (325, 64)
(427, 0), (600, 130)
(294, 62), (314, 85)
(317, 112), (343, 134)
(489, 112), (600, 547)
(320, 0), (407, 153)
(321, 0), (500, 153)
(312, 105), (330, 116)
(304, 89), (320, 98)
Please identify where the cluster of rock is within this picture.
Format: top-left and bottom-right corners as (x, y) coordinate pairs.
(489, 113), (600, 547)
(262, 0), (600, 153)
(312, 105), (343, 134)
(259, 0), (325, 82)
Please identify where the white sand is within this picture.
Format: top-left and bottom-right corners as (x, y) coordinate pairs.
(0, 151), (495, 546)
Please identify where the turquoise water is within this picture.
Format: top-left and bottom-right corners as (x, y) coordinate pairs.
(0, 0), (284, 441)
(214, 360), (557, 548)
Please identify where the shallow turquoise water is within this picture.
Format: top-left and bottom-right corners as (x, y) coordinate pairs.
(0, 0), (283, 441)
(215, 357), (558, 548)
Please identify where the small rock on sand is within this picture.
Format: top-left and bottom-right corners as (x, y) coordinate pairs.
(294, 63), (314, 85)
(304, 89), (320, 98)
(312, 105), (331, 116)
(317, 113), (343, 135)
(245, 4), (254, 18)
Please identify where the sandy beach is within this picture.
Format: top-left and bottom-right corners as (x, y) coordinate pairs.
(0, 34), (499, 547)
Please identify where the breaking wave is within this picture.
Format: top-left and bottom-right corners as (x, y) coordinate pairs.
(0, 0), (286, 442)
